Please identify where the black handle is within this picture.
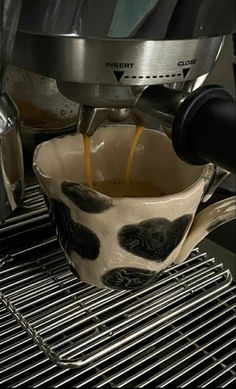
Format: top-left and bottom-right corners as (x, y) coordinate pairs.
(172, 85), (236, 174)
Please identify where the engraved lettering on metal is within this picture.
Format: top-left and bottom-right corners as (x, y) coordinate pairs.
(178, 59), (197, 66)
(13, 33), (223, 85)
(105, 62), (134, 69)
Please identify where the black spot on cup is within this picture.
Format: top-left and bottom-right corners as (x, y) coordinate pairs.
(102, 267), (161, 290)
(62, 181), (113, 213)
(118, 215), (192, 262)
(45, 197), (100, 260)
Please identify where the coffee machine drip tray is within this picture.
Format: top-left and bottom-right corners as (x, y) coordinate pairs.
(0, 185), (235, 386)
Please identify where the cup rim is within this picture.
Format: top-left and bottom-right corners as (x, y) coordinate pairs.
(33, 126), (215, 201)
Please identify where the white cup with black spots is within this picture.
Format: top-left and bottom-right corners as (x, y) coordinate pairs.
(33, 125), (236, 290)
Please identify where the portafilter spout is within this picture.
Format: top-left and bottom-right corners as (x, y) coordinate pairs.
(77, 106), (132, 136)
(56, 82), (146, 136)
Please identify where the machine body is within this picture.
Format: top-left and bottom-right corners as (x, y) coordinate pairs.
(0, 0), (235, 221)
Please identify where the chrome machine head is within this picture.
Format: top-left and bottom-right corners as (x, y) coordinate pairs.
(11, 0), (235, 135)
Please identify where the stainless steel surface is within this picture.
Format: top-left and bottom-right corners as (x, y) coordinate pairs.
(0, 186), (236, 386)
(0, 0), (235, 384)
(13, 35), (223, 87)
(199, 239), (236, 281)
(0, 0), (24, 221)
(57, 83), (145, 108)
(0, 93), (24, 222)
(10, 1), (234, 139)
(78, 106), (133, 136)
(1, 291), (235, 389)
(11, 0), (234, 128)
(136, 85), (188, 136)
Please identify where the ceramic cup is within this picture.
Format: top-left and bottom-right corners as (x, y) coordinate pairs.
(33, 125), (236, 290)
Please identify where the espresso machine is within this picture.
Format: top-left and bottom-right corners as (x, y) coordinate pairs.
(0, 0), (236, 223)
(1, 1), (236, 384)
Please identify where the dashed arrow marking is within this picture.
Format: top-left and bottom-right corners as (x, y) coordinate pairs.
(113, 71), (124, 82)
(183, 67), (191, 78)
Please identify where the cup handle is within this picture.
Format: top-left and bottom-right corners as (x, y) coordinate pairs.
(176, 195), (236, 263)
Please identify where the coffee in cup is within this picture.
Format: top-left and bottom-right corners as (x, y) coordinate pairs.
(33, 125), (235, 290)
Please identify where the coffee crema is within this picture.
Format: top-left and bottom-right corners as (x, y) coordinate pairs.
(91, 178), (165, 197)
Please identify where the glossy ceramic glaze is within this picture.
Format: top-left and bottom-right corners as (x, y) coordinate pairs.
(33, 125), (235, 290)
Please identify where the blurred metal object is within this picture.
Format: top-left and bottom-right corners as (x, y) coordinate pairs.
(5, 66), (78, 174)
(0, 0), (24, 222)
(5, 66), (78, 129)
(0, 94), (24, 222)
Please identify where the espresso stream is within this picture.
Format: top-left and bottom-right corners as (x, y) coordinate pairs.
(83, 134), (94, 189)
(83, 127), (165, 197)
(124, 125), (144, 188)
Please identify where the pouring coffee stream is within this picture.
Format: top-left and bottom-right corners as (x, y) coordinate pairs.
(78, 80), (236, 192)
(82, 125), (145, 194)
(80, 83), (236, 197)
(3, 1), (234, 216)
(125, 125), (144, 189)
(1, 0), (235, 280)
(33, 125), (236, 290)
(83, 134), (93, 189)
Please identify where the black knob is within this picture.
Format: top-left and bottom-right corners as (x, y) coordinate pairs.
(172, 85), (236, 173)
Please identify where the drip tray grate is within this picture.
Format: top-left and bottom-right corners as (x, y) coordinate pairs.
(0, 235), (233, 368)
(0, 185), (235, 386)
